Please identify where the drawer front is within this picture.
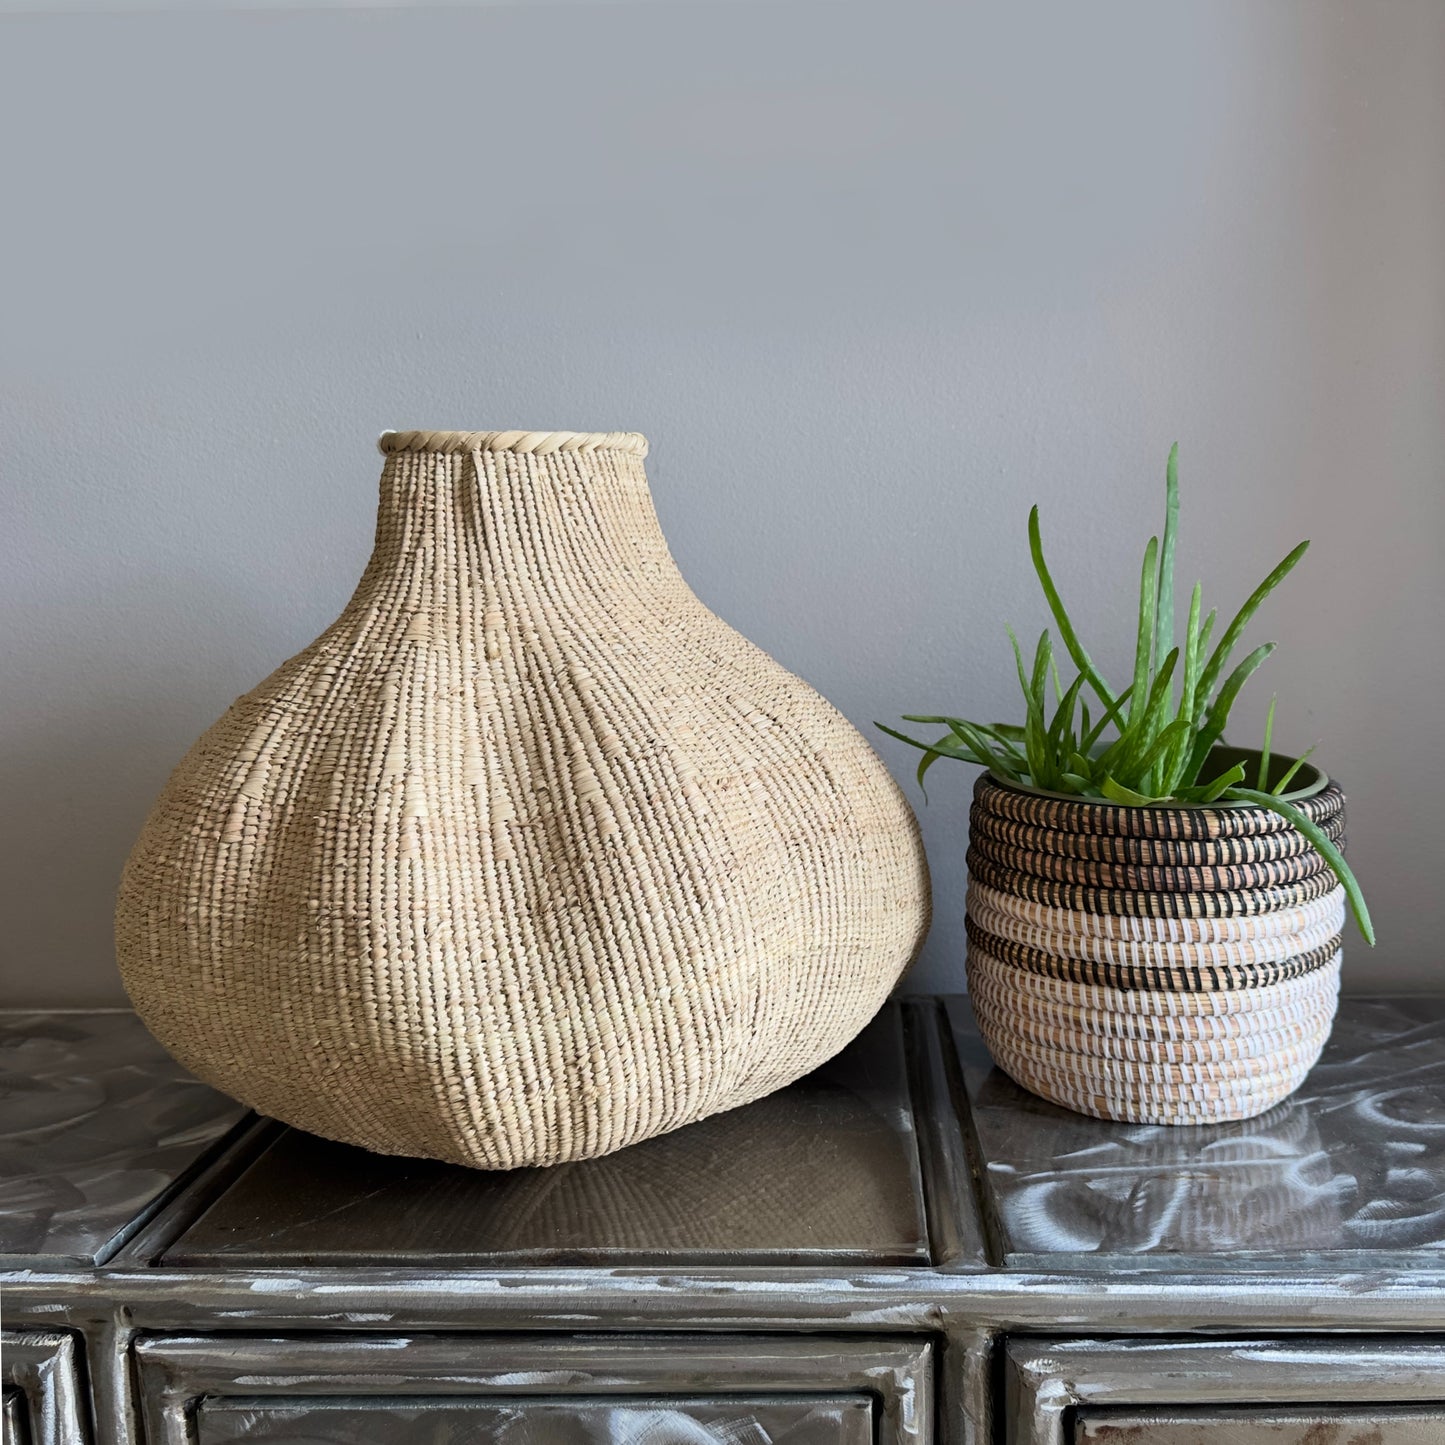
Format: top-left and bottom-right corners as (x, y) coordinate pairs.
(197, 1396), (872, 1444)
(136, 1335), (929, 1445)
(1, 1332), (87, 1445)
(1007, 1339), (1445, 1445)
(3, 1389), (30, 1445)
(1078, 1406), (1445, 1445)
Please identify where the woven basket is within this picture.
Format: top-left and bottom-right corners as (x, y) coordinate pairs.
(964, 763), (1345, 1124)
(115, 429), (931, 1169)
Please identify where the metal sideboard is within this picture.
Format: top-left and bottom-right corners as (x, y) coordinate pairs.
(5, 995), (1445, 1445)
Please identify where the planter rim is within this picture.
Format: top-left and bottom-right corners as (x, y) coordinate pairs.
(984, 750), (1329, 809)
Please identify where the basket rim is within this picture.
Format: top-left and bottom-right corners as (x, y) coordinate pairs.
(377, 429), (649, 457)
(985, 746), (1329, 810)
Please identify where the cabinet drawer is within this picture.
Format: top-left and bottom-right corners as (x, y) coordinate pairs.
(1078, 1407), (1445, 1445)
(135, 1335), (930, 1445)
(1006, 1339), (1445, 1445)
(2, 1332), (87, 1445)
(196, 1396), (872, 1443)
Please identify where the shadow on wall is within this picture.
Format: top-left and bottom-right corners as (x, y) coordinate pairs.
(2, 575), (285, 1008)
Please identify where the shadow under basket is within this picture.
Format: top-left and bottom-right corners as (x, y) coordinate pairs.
(963, 751), (1346, 1125)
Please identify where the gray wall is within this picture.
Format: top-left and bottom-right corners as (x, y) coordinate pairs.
(3, 1), (1442, 1007)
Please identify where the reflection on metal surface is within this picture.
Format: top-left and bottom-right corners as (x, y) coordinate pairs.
(2, 1389), (25, 1445)
(1078, 1407), (1445, 1445)
(1008, 1337), (1445, 1445)
(167, 1007), (928, 1267)
(949, 995), (1445, 1262)
(0, 1011), (247, 1262)
(198, 1399), (873, 1445)
(135, 1334), (930, 1445)
(1, 1331), (87, 1445)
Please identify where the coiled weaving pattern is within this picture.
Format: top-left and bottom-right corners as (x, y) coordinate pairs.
(965, 772), (1344, 1124)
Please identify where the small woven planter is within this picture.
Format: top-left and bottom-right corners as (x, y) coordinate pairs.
(964, 753), (1346, 1124)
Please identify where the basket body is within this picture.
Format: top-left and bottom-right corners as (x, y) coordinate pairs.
(116, 430), (930, 1169)
(964, 772), (1345, 1124)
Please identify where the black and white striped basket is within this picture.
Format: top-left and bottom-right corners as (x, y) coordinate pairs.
(964, 767), (1345, 1124)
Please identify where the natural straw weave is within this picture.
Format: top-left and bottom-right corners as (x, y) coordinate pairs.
(116, 429), (930, 1169)
(965, 772), (1345, 1124)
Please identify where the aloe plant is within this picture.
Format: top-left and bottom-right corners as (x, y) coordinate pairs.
(880, 445), (1373, 944)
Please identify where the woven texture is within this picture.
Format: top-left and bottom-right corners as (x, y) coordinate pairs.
(116, 430), (930, 1169)
(965, 773), (1344, 1124)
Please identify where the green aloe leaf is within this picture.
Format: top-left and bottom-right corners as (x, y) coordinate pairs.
(1006, 624), (1032, 703)
(876, 722), (984, 764)
(1134, 648), (1180, 771)
(1168, 605), (1218, 787)
(1101, 774), (1156, 805)
(1154, 443), (1180, 686)
(1081, 684), (1134, 752)
(953, 719), (1025, 780)
(1028, 505), (1118, 712)
(1179, 583), (1204, 707)
(1206, 639), (1276, 730)
(1227, 786), (1374, 945)
(985, 722), (1028, 743)
(1195, 760), (1247, 803)
(947, 718), (1024, 773)
(1197, 540), (1309, 705)
(1030, 629), (1053, 712)
(1130, 717), (1192, 789)
(1008, 627), (1056, 789)
(943, 719), (1027, 765)
(1131, 535), (1160, 723)
(916, 747), (945, 798)
(1092, 721), (1136, 780)
(1258, 694), (1277, 789)
(1182, 641), (1277, 785)
(904, 717), (1037, 753)
(1164, 583), (1205, 792)
(1047, 671), (1087, 762)
(1272, 744), (1318, 796)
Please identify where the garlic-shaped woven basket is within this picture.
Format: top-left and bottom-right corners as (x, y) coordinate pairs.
(116, 429), (930, 1169)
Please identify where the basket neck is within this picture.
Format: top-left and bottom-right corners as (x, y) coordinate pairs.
(365, 443), (674, 595)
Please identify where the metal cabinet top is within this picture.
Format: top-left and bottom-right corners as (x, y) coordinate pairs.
(4, 995), (1443, 1276)
(948, 993), (1445, 1270)
(0, 1010), (246, 1266)
(163, 1006), (934, 1269)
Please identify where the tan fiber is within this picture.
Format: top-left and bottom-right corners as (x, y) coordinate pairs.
(964, 773), (1344, 1124)
(116, 430), (930, 1169)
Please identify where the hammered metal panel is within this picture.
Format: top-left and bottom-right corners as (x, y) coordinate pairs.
(948, 994), (1445, 1264)
(1077, 1407), (1445, 1444)
(1007, 1338), (1445, 1445)
(2, 1390), (28, 1445)
(1, 1331), (87, 1445)
(135, 1335), (929, 1445)
(0, 1011), (247, 1263)
(165, 1007), (928, 1266)
(197, 1397), (873, 1445)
